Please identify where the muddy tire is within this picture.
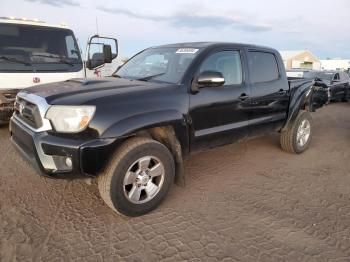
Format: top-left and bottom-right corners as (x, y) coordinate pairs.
(98, 137), (175, 217)
(280, 111), (313, 154)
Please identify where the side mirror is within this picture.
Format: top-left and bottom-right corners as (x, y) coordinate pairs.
(86, 53), (105, 70)
(103, 44), (112, 63)
(86, 35), (118, 70)
(192, 71), (225, 92)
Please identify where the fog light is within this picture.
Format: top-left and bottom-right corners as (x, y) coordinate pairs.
(65, 157), (72, 168)
(52, 156), (73, 172)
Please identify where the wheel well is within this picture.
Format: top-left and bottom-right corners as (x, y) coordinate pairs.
(132, 126), (185, 186)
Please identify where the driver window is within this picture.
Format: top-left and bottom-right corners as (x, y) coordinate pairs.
(333, 73), (340, 80)
(199, 51), (242, 85)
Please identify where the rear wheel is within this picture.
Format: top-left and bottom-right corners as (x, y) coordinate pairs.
(280, 111), (313, 154)
(98, 137), (175, 217)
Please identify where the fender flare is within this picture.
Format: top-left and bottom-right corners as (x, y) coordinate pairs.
(281, 80), (314, 132)
(101, 109), (189, 149)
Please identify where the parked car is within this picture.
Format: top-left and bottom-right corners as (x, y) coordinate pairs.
(286, 69), (312, 78)
(303, 71), (349, 102)
(10, 42), (325, 216)
(286, 69), (330, 107)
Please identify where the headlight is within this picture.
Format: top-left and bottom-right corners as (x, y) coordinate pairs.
(46, 105), (95, 133)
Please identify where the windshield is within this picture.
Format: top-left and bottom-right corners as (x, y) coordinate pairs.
(0, 23), (82, 72)
(304, 71), (334, 80)
(115, 47), (201, 84)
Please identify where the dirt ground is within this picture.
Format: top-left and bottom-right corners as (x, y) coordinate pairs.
(0, 102), (349, 262)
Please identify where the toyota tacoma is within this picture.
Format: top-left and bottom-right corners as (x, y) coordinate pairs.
(10, 42), (324, 216)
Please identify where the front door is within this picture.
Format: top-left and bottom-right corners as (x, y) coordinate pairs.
(189, 49), (250, 151)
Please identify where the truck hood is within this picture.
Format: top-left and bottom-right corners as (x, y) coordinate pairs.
(23, 76), (188, 138)
(25, 77), (173, 105)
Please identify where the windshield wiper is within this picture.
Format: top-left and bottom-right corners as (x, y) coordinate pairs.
(58, 58), (74, 66)
(0, 56), (31, 66)
(31, 54), (75, 66)
(136, 72), (166, 81)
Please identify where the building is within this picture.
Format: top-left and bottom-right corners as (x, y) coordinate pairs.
(320, 59), (350, 71)
(279, 50), (321, 70)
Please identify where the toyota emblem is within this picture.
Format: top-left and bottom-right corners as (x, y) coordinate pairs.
(33, 77), (41, 83)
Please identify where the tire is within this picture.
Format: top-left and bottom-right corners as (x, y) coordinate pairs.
(98, 137), (175, 217)
(280, 111), (313, 154)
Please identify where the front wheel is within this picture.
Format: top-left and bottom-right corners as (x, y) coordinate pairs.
(98, 137), (175, 217)
(280, 111), (313, 154)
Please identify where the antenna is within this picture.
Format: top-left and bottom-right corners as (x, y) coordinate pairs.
(95, 17), (99, 35)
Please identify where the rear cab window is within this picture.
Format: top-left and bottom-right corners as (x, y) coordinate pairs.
(247, 51), (279, 83)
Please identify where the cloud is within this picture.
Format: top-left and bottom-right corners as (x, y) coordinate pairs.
(24, 0), (80, 7)
(98, 6), (272, 32)
(98, 7), (163, 21)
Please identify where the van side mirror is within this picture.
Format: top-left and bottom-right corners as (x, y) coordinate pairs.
(86, 35), (118, 70)
(86, 53), (105, 70)
(192, 71), (225, 92)
(103, 44), (112, 63)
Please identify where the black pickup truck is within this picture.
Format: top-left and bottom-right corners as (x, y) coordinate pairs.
(10, 42), (324, 216)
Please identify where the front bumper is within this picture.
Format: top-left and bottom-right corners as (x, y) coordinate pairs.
(10, 116), (117, 179)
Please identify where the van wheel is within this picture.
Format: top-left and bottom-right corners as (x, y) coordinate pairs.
(280, 111), (313, 154)
(98, 137), (175, 217)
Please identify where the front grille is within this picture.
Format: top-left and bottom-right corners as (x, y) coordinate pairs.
(3, 92), (17, 101)
(0, 103), (13, 108)
(14, 97), (43, 129)
(0, 90), (19, 104)
(0, 108), (13, 122)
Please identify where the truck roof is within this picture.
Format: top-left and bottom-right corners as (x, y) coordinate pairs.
(153, 42), (276, 51)
(0, 17), (70, 29)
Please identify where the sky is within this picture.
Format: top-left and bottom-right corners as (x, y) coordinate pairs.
(2, 0), (350, 59)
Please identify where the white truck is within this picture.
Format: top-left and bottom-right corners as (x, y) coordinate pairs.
(0, 17), (119, 124)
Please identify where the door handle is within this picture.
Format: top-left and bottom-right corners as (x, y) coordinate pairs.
(239, 93), (249, 100)
(278, 89), (287, 95)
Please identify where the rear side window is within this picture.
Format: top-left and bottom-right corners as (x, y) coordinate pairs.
(248, 51), (279, 83)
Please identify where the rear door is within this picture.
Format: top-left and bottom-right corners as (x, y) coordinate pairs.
(246, 50), (290, 137)
(343, 72), (350, 99)
(338, 72), (349, 99)
(189, 48), (250, 151)
(331, 73), (342, 99)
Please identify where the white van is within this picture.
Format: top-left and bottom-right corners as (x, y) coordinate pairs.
(0, 17), (118, 123)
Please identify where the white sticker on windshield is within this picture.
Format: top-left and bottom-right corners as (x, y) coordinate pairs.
(176, 48), (199, 54)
